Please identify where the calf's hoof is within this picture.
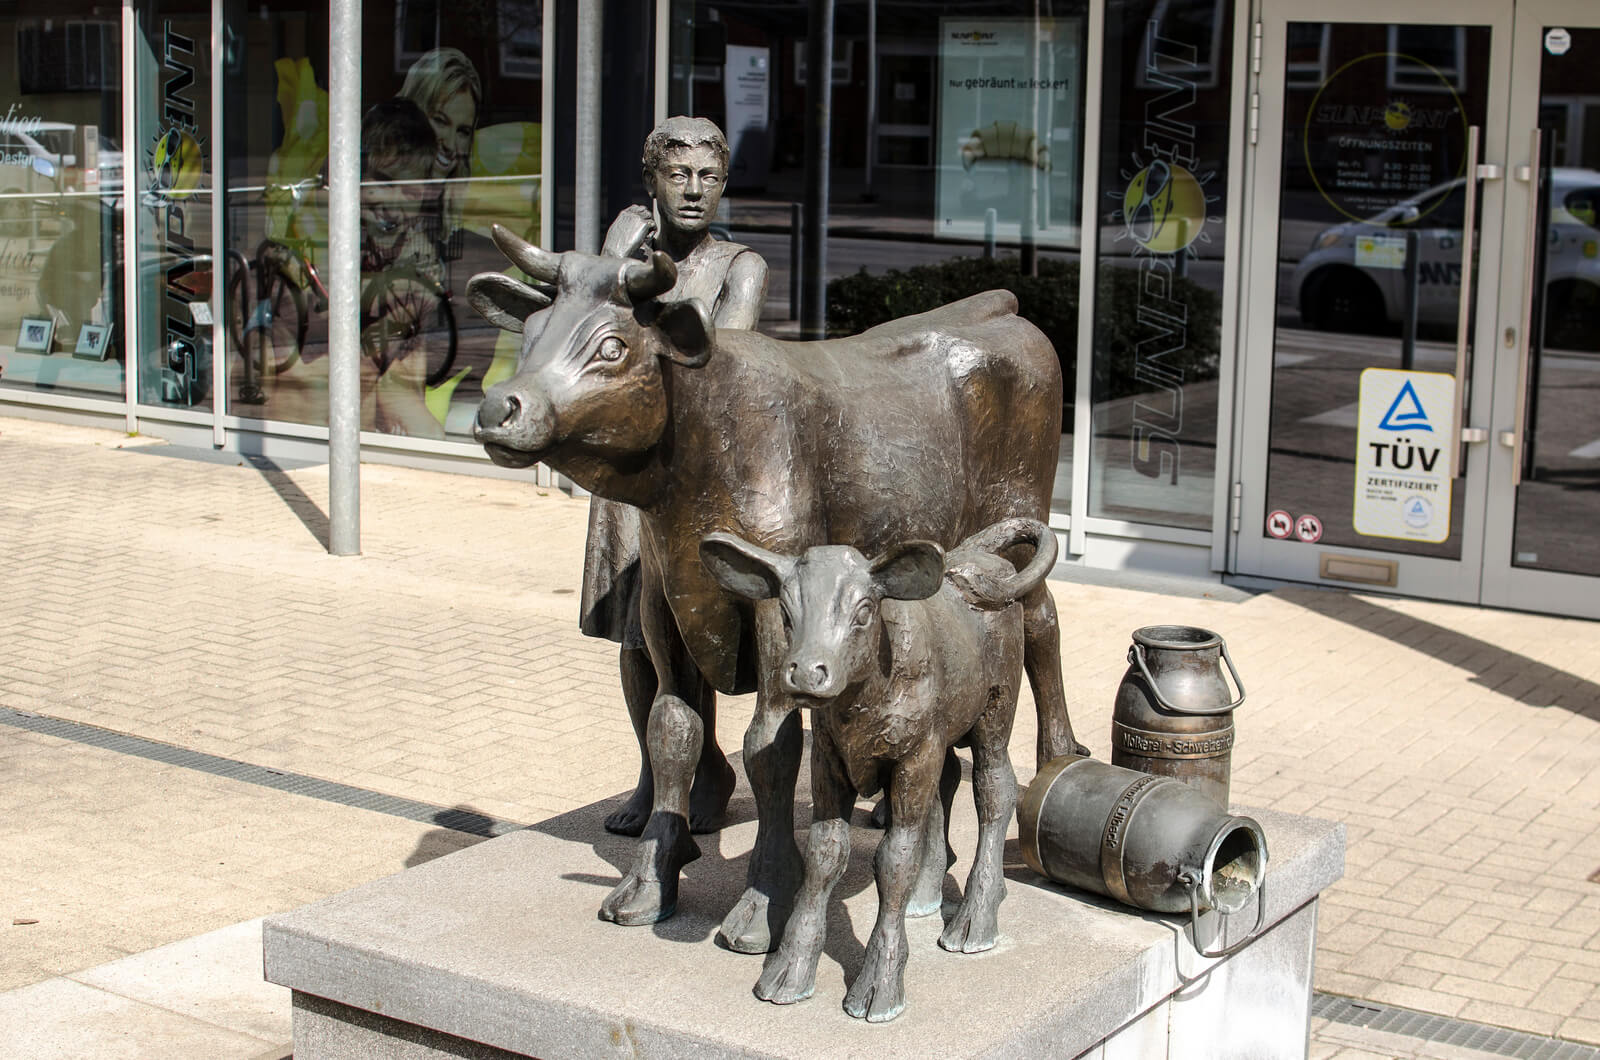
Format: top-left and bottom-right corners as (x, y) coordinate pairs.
(938, 901), (1000, 953)
(843, 941), (907, 1023)
(717, 887), (787, 953)
(753, 951), (817, 1005)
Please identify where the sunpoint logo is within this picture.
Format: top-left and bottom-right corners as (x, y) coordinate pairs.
(950, 31), (996, 43)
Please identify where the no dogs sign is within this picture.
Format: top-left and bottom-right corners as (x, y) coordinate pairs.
(1353, 368), (1453, 543)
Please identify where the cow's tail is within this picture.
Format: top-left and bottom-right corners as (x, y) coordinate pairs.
(944, 517), (1057, 611)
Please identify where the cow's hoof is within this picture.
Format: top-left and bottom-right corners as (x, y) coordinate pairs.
(753, 951), (817, 1005)
(717, 888), (781, 953)
(598, 813), (699, 926)
(938, 901), (999, 953)
(688, 754), (737, 834)
(599, 874), (675, 926)
(842, 941), (907, 1023)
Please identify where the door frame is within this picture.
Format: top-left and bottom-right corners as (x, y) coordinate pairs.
(1231, 0), (1516, 604)
(1479, 0), (1600, 619)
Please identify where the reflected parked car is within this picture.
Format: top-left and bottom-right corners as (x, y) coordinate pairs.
(1291, 168), (1600, 349)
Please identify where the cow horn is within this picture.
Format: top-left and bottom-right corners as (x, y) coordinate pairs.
(491, 224), (561, 284)
(621, 251), (678, 303)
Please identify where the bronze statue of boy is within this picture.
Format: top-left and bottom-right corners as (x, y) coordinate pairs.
(582, 117), (769, 837)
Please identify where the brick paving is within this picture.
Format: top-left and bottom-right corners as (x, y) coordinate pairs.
(1, 413), (1597, 1056)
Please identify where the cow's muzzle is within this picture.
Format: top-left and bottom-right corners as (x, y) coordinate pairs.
(474, 381), (555, 464)
(781, 657), (844, 700)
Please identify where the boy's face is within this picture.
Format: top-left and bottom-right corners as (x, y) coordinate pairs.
(644, 143), (726, 237)
(362, 151), (431, 234)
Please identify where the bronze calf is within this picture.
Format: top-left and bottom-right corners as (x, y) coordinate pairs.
(700, 518), (1055, 1022)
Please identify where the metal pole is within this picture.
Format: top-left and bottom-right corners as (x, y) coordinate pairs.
(789, 201), (802, 320)
(327, 0), (361, 555)
(801, 0), (833, 340)
(1401, 230), (1420, 371)
(862, 0), (876, 202)
(575, 0), (604, 254)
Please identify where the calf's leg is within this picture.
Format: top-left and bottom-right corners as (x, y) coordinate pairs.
(718, 600), (804, 953)
(907, 748), (960, 917)
(844, 749), (939, 1023)
(754, 727), (854, 1004)
(940, 686), (1018, 953)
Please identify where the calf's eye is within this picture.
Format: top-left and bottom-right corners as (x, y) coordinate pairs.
(594, 336), (627, 363)
(852, 601), (874, 628)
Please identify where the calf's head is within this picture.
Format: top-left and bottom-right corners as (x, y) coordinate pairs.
(700, 532), (945, 701)
(466, 224), (712, 468)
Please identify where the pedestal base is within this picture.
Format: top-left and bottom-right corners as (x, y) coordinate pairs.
(265, 791), (1343, 1059)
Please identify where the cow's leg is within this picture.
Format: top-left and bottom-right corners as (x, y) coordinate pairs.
(718, 599), (804, 954)
(843, 748), (938, 1023)
(598, 692), (703, 924)
(939, 688), (1018, 954)
(754, 726), (853, 1005)
(907, 747), (960, 917)
(599, 572), (705, 925)
(602, 645), (656, 836)
(687, 664), (736, 834)
(1022, 583), (1089, 765)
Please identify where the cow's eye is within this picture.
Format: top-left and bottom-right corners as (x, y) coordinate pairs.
(594, 336), (627, 363)
(852, 600), (874, 628)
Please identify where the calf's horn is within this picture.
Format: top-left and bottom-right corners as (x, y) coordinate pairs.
(491, 224), (561, 285)
(622, 251), (678, 303)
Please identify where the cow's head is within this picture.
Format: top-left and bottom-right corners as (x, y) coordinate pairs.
(467, 224), (712, 468)
(700, 531), (945, 701)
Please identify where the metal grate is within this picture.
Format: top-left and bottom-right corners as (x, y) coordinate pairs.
(2, 706), (523, 838)
(1314, 993), (1600, 1059)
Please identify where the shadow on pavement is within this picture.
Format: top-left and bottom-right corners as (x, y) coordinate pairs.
(243, 454), (331, 550)
(1280, 588), (1600, 721)
(404, 805), (502, 868)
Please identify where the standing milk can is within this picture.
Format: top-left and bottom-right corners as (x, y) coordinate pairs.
(1112, 625), (1244, 808)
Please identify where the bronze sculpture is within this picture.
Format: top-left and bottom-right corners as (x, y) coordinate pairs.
(700, 518), (1055, 1022)
(469, 212), (1085, 944)
(583, 118), (769, 838)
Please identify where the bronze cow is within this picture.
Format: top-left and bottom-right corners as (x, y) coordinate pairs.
(700, 518), (1054, 1022)
(468, 224), (1083, 948)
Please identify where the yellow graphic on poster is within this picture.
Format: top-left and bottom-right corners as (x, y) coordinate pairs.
(1353, 368), (1454, 543)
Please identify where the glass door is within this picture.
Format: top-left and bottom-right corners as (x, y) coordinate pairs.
(1481, 3), (1600, 618)
(1234, 2), (1513, 600)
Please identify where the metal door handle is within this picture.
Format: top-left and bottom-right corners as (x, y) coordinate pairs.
(1451, 125), (1481, 478)
(1508, 129), (1542, 488)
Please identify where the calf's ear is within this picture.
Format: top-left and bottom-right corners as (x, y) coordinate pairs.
(653, 298), (712, 367)
(869, 541), (945, 601)
(700, 532), (791, 601)
(467, 272), (552, 334)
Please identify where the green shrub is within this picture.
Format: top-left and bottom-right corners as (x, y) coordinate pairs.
(826, 255), (1222, 402)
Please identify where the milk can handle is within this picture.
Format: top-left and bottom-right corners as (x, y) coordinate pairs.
(1180, 871), (1268, 960)
(1129, 642), (1246, 715)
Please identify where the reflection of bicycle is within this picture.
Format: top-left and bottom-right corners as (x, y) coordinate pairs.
(229, 178), (457, 405)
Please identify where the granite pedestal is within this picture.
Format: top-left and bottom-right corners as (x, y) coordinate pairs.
(264, 784), (1343, 1059)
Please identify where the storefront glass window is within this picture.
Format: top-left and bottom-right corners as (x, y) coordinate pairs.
(1088, 0), (1234, 530)
(667, 0), (1088, 514)
(0, 9), (126, 402)
(223, 0), (543, 440)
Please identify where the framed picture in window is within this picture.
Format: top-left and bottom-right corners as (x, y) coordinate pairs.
(74, 323), (113, 360)
(16, 316), (55, 353)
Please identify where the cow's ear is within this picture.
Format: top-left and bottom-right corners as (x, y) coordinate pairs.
(869, 541), (945, 601)
(654, 298), (712, 367)
(700, 532), (790, 601)
(467, 271), (552, 333)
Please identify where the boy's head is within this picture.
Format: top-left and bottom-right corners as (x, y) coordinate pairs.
(361, 99), (435, 242)
(641, 116), (730, 238)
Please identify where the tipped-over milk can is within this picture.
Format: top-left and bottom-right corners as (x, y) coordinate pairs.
(1112, 625), (1244, 808)
(1020, 755), (1269, 957)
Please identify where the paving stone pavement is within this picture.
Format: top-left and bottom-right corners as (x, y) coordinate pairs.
(1, 414), (1597, 1058)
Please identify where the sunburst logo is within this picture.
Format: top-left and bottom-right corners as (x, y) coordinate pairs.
(1112, 155), (1221, 256)
(1384, 101), (1413, 132)
(145, 121), (205, 203)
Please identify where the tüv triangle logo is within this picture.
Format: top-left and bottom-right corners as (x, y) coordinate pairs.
(1379, 380), (1433, 432)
